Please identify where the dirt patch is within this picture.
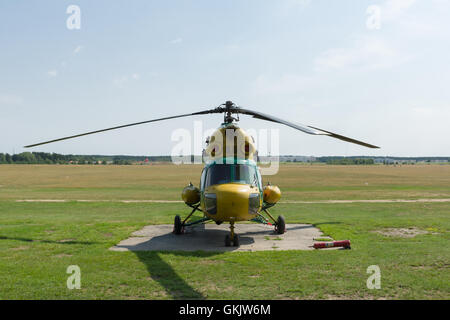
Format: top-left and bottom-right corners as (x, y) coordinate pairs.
(411, 263), (449, 270)
(54, 253), (73, 258)
(197, 260), (225, 266)
(373, 227), (430, 238)
(10, 246), (30, 251)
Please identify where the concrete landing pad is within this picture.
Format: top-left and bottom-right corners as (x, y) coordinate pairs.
(110, 223), (328, 252)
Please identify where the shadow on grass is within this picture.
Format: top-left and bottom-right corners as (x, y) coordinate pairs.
(134, 251), (219, 300)
(0, 235), (96, 245)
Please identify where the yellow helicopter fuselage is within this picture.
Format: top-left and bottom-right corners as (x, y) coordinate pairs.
(202, 183), (262, 222)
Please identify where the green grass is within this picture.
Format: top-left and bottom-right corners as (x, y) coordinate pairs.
(1, 164), (450, 201)
(0, 200), (448, 299)
(0, 164), (448, 299)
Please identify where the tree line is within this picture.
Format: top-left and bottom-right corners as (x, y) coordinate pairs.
(324, 158), (375, 165)
(1, 152), (447, 165)
(0, 152), (151, 165)
(0, 152), (103, 164)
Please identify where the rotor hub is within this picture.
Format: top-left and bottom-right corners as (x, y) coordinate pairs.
(222, 101), (239, 123)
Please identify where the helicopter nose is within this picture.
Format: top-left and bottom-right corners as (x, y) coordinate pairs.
(205, 184), (259, 221)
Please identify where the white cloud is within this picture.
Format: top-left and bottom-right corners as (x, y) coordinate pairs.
(113, 73), (140, 88)
(47, 70), (58, 77)
(169, 38), (182, 44)
(378, 0), (449, 37)
(113, 76), (129, 88)
(0, 94), (23, 105)
(314, 36), (411, 72)
(73, 45), (83, 55)
(314, 0), (450, 72)
(381, 0), (417, 22)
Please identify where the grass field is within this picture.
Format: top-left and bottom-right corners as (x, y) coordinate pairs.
(0, 164), (449, 299)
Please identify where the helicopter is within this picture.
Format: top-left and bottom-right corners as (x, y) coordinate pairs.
(25, 101), (379, 247)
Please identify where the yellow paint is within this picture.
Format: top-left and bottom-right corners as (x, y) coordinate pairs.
(181, 184), (200, 205)
(202, 183), (261, 222)
(263, 185), (281, 204)
(205, 125), (256, 161)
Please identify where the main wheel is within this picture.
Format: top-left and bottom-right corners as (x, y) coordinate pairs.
(276, 215), (286, 234)
(233, 234), (240, 247)
(225, 234), (232, 247)
(173, 215), (183, 235)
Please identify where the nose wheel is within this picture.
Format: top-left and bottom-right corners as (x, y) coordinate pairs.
(225, 222), (240, 247)
(225, 234), (240, 247)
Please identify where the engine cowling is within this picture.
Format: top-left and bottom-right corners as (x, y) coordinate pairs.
(263, 184), (281, 204)
(181, 183), (200, 205)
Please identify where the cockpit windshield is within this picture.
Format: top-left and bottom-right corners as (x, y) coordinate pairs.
(204, 164), (261, 188)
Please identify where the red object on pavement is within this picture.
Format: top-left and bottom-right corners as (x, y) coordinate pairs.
(313, 240), (351, 249)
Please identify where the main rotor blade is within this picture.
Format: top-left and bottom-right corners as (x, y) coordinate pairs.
(24, 109), (217, 148)
(237, 107), (380, 149)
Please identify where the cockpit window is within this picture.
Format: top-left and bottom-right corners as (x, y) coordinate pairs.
(204, 164), (260, 188)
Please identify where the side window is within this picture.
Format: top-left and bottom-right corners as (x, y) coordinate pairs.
(200, 168), (207, 190)
(257, 169), (263, 188)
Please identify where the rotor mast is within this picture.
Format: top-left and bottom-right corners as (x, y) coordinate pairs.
(223, 101), (239, 124)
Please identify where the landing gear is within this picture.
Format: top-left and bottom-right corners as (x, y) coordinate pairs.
(225, 221), (240, 247)
(224, 234), (240, 247)
(233, 234), (240, 247)
(259, 207), (286, 235)
(275, 215), (286, 235)
(173, 204), (210, 235)
(173, 215), (183, 235)
(225, 234), (232, 247)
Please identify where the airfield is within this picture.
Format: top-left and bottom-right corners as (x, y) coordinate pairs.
(0, 163), (449, 299)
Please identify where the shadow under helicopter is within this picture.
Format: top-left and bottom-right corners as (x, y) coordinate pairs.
(115, 223), (320, 299)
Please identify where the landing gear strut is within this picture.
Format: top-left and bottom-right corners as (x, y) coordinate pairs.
(173, 204), (210, 235)
(255, 206), (286, 235)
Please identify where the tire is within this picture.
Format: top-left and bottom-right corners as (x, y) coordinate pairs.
(233, 234), (240, 247)
(225, 234), (232, 247)
(173, 215), (183, 235)
(276, 215), (286, 234)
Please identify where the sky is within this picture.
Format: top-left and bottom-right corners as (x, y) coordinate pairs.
(1, 0), (450, 157)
